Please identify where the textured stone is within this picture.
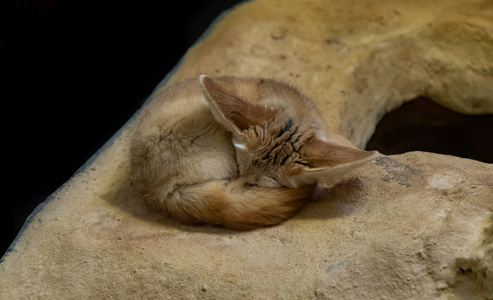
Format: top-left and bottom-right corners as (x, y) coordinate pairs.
(1, 0), (492, 299)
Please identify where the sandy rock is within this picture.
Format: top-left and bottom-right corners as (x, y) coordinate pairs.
(1, 0), (492, 299)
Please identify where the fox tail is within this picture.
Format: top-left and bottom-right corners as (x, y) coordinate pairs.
(159, 180), (315, 230)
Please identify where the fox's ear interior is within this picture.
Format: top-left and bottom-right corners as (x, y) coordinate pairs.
(199, 75), (276, 135)
(303, 138), (377, 168)
(300, 137), (379, 182)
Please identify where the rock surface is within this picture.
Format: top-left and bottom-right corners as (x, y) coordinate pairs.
(1, 0), (492, 299)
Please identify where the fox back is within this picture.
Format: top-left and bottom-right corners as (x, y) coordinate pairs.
(130, 75), (377, 229)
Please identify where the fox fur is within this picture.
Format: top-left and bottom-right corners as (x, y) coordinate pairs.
(130, 75), (378, 230)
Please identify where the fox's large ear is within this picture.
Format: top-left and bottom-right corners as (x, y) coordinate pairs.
(300, 137), (379, 183)
(199, 75), (276, 136)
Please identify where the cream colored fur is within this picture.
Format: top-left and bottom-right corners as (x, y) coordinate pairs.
(130, 76), (378, 230)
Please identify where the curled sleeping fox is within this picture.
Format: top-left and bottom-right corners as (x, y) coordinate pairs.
(130, 75), (378, 230)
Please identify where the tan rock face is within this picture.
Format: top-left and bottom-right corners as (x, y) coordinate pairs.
(1, 0), (492, 299)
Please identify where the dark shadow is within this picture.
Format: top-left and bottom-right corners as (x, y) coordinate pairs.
(102, 174), (175, 225)
(366, 97), (493, 163)
(292, 177), (365, 220)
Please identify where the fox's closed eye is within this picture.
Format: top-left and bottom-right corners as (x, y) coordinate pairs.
(256, 176), (281, 188)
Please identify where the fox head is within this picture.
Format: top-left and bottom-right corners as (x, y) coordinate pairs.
(199, 75), (378, 189)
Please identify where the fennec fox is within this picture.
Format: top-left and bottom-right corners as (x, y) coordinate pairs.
(130, 75), (377, 230)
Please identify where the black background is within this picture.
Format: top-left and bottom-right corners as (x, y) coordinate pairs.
(4, 0), (244, 256)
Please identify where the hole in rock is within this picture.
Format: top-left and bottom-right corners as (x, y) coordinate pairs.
(366, 97), (493, 163)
